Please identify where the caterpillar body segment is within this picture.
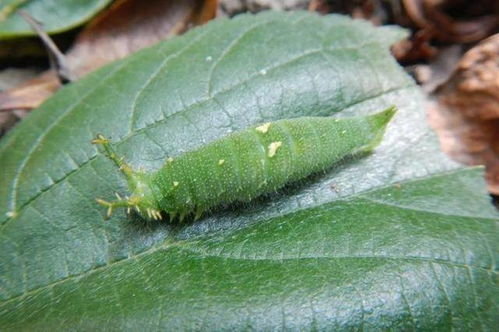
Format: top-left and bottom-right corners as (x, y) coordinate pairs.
(94, 106), (396, 222)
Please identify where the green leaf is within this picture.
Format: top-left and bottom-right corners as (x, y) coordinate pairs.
(0, 11), (497, 330)
(0, 0), (112, 40)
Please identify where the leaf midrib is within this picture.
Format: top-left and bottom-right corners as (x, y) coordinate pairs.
(359, 196), (498, 221)
(180, 246), (496, 273)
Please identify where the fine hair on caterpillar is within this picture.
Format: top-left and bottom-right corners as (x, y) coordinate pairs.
(93, 106), (396, 223)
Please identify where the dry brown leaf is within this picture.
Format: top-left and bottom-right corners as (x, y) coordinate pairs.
(0, 0), (217, 112)
(0, 71), (59, 111)
(0, 68), (41, 135)
(67, 0), (217, 75)
(430, 34), (499, 194)
(391, 29), (437, 63)
(404, 45), (462, 93)
(391, 0), (498, 63)
(402, 0), (499, 43)
(218, 0), (308, 16)
(308, 0), (382, 24)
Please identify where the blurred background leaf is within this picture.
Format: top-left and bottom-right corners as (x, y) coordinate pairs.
(0, 0), (112, 39)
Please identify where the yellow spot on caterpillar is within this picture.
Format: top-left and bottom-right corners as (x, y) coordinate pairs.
(167, 157), (174, 163)
(268, 141), (282, 158)
(173, 181), (179, 187)
(256, 122), (271, 133)
(341, 130), (347, 135)
(218, 159), (225, 165)
(6, 211), (17, 218)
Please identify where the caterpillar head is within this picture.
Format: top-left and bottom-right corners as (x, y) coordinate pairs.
(92, 134), (162, 220)
(96, 180), (161, 220)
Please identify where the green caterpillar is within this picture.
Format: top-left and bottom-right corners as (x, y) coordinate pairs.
(93, 107), (396, 222)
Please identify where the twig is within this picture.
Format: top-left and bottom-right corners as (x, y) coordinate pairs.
(18, 10), (73, 84)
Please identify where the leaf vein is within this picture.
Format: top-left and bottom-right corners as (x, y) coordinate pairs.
(206, 20), (273, 97)
(128, 28), (212, 131)
(359, 196), (498, 221)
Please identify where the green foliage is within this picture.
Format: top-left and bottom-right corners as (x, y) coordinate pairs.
(0, 0), (112, 39)
(0, 11), (497, 330)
